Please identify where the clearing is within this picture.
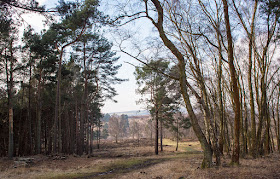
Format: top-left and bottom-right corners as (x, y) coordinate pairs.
(1, 139), (280, 179)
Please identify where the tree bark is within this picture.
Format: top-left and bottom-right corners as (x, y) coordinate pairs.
(160, 120), (163, 152)
(53, 48), (63, 154)
(36, 65), (43, 154)
(222, 0), (241, 165)
(7, 41), (14, 159)
(148, 0), (213, 167)
(176, 116), (179, 151)
(28, 57), (33, 155)
(155, 110), (159, 155)
(277, 87), (280, 152)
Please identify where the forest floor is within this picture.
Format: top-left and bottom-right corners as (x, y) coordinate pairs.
(1, 139), (280, 179)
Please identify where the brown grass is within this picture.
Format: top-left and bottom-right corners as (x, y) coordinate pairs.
(0, 139), (279, 179)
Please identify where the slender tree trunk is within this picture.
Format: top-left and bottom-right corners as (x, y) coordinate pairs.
(244, 102), (249, 154)
(232, 0), (258, 158)
(79, 102), (84, 155)
(58, 78), (62, 154)
(155, 110), (159, 155)
(248, 23), (257, 158)
(75, 100), (79, 154)
(214, 3), (225, 157)
(6, 42), (14, 159)
(256, 77), (266, 155)
(44, 116), (48, 154)
(36, 67), (42, 154)
(28, 58), (33, 155)
(160, 120), (163, 152)
(176, 116), (179, 151)
(225, 116), (231, 155)
(80, 41), (89, 155)
(270, 127), (275, 152)
(217, 48), (224, 156)
(264, 106), (270, 155)
(18, 83), (25, 156)
(66, 110), (71, 154)
(97, 122), (100, 149)
(54, 48), (64, 154)
(222, 0), (241, 165)
(150, 120), (153, 142)
(70, 110), (75, 154)
(8, 107), (13, 159)
(277, 87), (280, 152)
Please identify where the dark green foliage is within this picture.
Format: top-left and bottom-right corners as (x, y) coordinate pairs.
(73, 32), (125, 101)
(102, 113), (111, 122)
(0, 0), (124, 157)
(135, 59), (181, 125)
(120, 114), (129, 137)
(135, 59), (182, 154)
(101, 128), (109, 139)
(180, 117), (191, 129)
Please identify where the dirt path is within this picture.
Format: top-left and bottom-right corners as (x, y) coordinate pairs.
(73, 151), (203, 179)
(76, 158), (168, 179)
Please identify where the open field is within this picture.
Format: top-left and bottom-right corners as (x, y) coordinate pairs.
(1, 139), (280, 179)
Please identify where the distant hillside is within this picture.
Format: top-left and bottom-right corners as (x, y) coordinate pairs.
(107, 108), (188, 117)
(108, 110), (150, 116)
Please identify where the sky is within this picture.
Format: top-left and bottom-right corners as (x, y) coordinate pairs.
(23, 0), (145, 114)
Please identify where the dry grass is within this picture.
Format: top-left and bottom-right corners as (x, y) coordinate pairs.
(0, 139), (279, 179)
(162, 138), (202, 153)
(118, 153), (280, 179)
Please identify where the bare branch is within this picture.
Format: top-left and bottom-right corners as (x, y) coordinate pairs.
(119, 48), (179, 81)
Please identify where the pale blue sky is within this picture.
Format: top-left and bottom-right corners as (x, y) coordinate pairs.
(25, 0), (147, 113)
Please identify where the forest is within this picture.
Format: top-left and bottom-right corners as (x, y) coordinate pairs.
(1, 0), (280, 178)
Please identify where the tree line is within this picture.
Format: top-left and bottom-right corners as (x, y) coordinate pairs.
(103, 113), (190, 151)
(0, 0), (124, 158)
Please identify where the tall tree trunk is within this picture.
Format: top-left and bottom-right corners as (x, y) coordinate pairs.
(28, 58), (33, 155)
(97, 121), (100, 149)
(244, 101), (249, 155)
(75, 100), (79, 154)
(232, 0), (258, 158)
(155, 110), (159, 155)
(150, 120), (153, 142)
(160, 120), (163, 152)
(176, 116), (179, 151)
(36, 66), (42, 154)
(79, 102), (84, 155)
(264, 105), (270, 155)
(256, 75), (266, 155)
(8, 106), (13, 159)
(222, 0), (241, 165)
(248, 19), (257, 158)
(277, 86), (280, 152)
(217, 37), (224, 155)
(18, 83), (25, 156)
(54, 49), (64, 154)
(6, 41), (14, 159)
(224, 115), (231, 155)
(148, 0), (213, 167)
